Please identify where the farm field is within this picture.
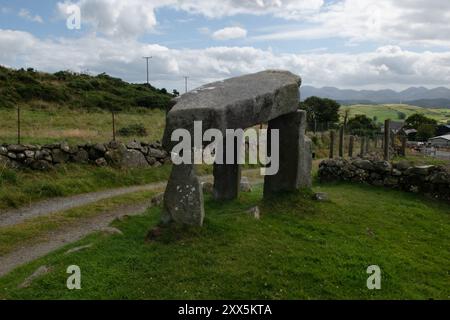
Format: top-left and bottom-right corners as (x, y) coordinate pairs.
(0, 106), (167, 145)
(341, 104), (450, 124)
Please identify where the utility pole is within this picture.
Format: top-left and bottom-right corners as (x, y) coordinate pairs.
(143, 56), (152, 85)
(184, 76), (189, 93)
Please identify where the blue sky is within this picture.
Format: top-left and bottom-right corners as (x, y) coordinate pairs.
(1, 0), (450, 92)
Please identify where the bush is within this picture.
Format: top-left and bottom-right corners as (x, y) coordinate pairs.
(117, 123), (148, 137)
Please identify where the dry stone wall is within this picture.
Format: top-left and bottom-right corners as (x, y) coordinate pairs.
(318, 157), (450, 202)
(0, 140), (171, 170)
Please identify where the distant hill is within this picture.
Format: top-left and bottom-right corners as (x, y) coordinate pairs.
(0, 65), (173, 111)
(301, 85), (450, 108)
(341, 104), (450, 125)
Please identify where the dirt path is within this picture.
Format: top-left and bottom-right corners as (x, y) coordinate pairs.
(0, 169), (261, 228)
(0, 183), (167, 227)
(0, 200), (152, 277)
(0, 170), (262, 277)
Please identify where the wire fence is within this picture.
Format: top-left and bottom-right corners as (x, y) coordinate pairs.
(0, 106), (166, 146)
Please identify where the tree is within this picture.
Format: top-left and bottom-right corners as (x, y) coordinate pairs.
(299, 96), (340, 132)
(347, 114), (378, 137)
(404, 113), (437, 130)
(172, 89), (180, 97)
(397, 111), (406, 120)
(417, 124), (436, 141)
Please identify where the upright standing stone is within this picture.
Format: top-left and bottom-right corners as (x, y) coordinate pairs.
(161, 162), (204, 226)
(338, 126), (344, 158)
(300, 136), (313, 188)
(213, 137), (241, 201)
(348, 135), (354, 158)
(264, 110), (311, 196)
(329, 130), (335, 159)
(384, 119), (390, 161)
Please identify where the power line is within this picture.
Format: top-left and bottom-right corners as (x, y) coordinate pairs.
(142, 56), (152, 85)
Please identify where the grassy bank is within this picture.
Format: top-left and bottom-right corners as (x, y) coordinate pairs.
(0, 182), (448, 299)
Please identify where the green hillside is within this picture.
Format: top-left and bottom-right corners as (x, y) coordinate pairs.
(0, 65), (173, 111)
(341, 104), (450, 124)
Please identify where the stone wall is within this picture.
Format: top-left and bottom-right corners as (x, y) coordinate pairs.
(318, 158), (450, 202)
(0, 140), (171, 170)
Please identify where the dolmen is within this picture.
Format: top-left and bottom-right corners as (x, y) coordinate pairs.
(160, 70), (312, 226)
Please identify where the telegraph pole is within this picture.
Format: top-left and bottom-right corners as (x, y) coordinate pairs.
(143, 56), (152, 85)
(184, 76), (189, 93)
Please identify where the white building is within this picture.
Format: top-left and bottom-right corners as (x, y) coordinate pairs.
(428, 134), (450, 147)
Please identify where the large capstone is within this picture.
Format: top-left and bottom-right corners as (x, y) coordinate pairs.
(162, 70), (301, 150)
(161, 163), (204, 226)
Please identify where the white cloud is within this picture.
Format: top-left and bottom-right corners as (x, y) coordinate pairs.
(56, 0), (324, 38)
(175, 0), (324, 19)
(2, 29), (450, 91)
(57, 0), (161, 38)
(53, 0), (450, 48)
(253, 0), (450, 47)
(18, 9), (43, 23)
(212, 27), (247, 41)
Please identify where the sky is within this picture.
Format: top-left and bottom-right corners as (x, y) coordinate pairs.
(1, 0), (450, 92)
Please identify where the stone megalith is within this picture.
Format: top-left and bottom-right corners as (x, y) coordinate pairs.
(264, 109), (312, 196)
(160, 70), (311, 226)
(161, 163), (204, 226)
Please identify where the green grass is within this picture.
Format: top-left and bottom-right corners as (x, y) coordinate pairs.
(0, 106), (166, 145)
(0, 163), (172, 210)
(0, 182), (448, 299)
(393, 153), (450, 168)
(341, 104), (450, 124)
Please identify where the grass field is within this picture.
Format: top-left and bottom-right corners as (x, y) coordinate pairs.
(0, 182), (448, 299)
(341, 104), (450, 124)
(0, 105), (166, 145)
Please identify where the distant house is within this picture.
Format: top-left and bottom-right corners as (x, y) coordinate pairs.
(380, 121), (404, 134)
(436, 124), (450, 136)
(428, 134), (450, 147)
(402, 128), (418, 141)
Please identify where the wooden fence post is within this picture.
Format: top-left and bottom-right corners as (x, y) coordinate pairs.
(360, 136), (365, 157)
(384, 119), (390, 161)
(17, 105), (21, 145)
(338, 126), (344, 157)
(348, 135), (354, 158)
(329, 130), (335, 159)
